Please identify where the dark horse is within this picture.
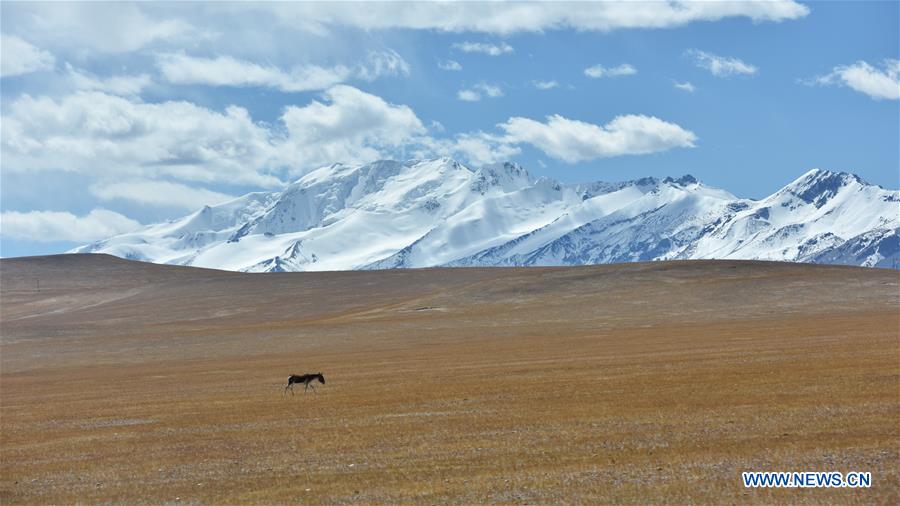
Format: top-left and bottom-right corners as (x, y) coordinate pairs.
(284, 373), (325, 395)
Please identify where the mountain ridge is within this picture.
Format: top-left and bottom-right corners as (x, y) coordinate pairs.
(72, 159), (900, 270)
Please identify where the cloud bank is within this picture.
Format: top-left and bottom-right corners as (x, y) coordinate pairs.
(0, 209), (141, 242)
(499, 114), (697, 163)
(156, 50), (408, 92)
(1, 34), (56, 77)
(263, 1), (810, 34)
(90, 180), (236, 210)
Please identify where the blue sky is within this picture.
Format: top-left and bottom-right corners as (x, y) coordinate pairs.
(1, 1), (898, 258)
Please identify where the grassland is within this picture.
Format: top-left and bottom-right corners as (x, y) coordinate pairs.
(1, 255), (898, 504)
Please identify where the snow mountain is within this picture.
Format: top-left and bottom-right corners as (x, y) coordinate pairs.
(73, 158), (900, 270)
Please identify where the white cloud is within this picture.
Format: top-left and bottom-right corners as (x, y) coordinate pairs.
(533, 80), (559, 90)
(90, 180), (235, 209)
(686, 49), (757, 77)
(584, 63), (637, 78)
(452, 41), (513, 56)
(2, 85), (430, 185)
(438, 59), (462, 71)
(413, 132), (521, 166)
(477, 83), (503, 97)
(804, 59), (900, 101)
(0, 209), (141, 242)
(8, 3), (199, 54)
(413, 130), (516, 166)
(355, 50), (410, 80)
(450, 133), (522, 166)
(158, 52), (349, 91)
(457, 82), (504, 102)
(498, 114), (697, 163)
(1, 1), (809, 75)
(2, 91), (281, 187)
(65, 64), (152, 96)
(457, 89), (481, 102)
(1, 34), (55, 77)
(157, 50), (408, 92)
(419, 112), (697, 166)
(261, 2), (809, 34)
(673, 81), (696, 92)
(279, 85), (426, 171)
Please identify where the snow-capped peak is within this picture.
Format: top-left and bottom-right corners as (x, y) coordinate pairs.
(780, 168), (866, 208)
(662, 174), (699, 186)
(471, 161), (535, 193)
(73, 158), (900, 271)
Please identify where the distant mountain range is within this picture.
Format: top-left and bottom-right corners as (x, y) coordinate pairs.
(73, 158), (900, 270)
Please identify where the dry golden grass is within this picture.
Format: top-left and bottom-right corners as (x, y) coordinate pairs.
(1, 255), (898, 504)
